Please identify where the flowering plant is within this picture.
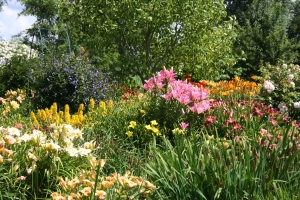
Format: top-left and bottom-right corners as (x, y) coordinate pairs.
(142, 67), (211, 136)
(0, 40), (38, 66)
(143, 67), (210, 113)
(258, 63), (300, 119)
(0, 89), (30, 126)
(31, 55), (117, 112)
(52, 169), (155, 199)
(0, 122), (96, 198)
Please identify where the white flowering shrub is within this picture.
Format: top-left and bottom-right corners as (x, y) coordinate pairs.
(0, 40), (38, 66)
(0, 40), (39, 95)
(263, 80), (275, 93)
(258, 63), (300, 119)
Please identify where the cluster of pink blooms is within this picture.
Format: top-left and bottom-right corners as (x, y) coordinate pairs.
(143, 67), (210, 114)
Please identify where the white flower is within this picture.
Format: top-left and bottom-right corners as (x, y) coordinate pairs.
(42, 142), (61, 150)
(278, 103), (288, 114)
(290, 81), (295, 88)
(7, 127), (21, 136)
(0, 40), (38, 66)
(28, 152), (38, 161)
(294, 102), (300, 108)
(18, 133), (31, 143)
(78, 148), (92, 156)
(65, 147), (79, 157)
(282, 64), (288, 68)
(263, 80), (275, 93)
(288, 74), (294, 80)
(26, 167), (33, 174)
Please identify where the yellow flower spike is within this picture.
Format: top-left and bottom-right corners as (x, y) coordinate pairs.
(71, 115), (79, 127)
(58, 176), (68, 191)
(41, 110), (47, 122)
(78, 104), (84, 115)
(30, 112), (39, 127)
(90, 169), (97, 180)
(107, 100), (113, 108)
(51, 103), (57, 115)
(78, 110), (85, 122)
(99, 101), (106, 110)
(64, 104), (71, 124)
(55, 113), (60, 125)
(124, 170), (131, 177)
(59, 111), (64, 118)
(3, 107), (10, 116)
(37, 109), (42, 120)
(89, 99), (95, 109)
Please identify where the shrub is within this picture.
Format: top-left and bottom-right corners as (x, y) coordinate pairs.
(258, 63), (300, 120)
(0, 55), (38, 96)
(0, 40), (38, 66)
(30, 55), (117, 112)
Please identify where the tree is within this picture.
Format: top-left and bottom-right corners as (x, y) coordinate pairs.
(289, 0), (300, 40)
(0, 0), (7, 11)
(17, 0), (72, 53)
(288, 0), (300, 63)
(229, 0), (297, 78)
(57, 0), (238, 82)
(224, 0), (253, 26)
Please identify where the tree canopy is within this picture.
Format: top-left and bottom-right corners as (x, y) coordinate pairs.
(0, 0), (7, 11)
(55, 0), (238, 81)
(225, 0), (298, 78)
(13, 0), (300, 81)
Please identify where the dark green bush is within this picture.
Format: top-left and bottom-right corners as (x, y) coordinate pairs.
(0, 56), (34, 96)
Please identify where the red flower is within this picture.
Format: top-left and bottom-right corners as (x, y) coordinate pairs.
(270, 117), (278, 126)
(205, 116), (217, 124)
(226, 118), (236, 124)
(231, 122), (242, 132)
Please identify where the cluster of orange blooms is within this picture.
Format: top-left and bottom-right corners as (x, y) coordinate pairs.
(183, 74), (261, 97)
(51, 159), (155, 200)
(0, 89), (25, 116)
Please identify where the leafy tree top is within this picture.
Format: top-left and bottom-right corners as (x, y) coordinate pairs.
(56, 0), (238, 81)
